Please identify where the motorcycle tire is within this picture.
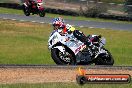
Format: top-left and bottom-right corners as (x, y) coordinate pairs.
(76, 75), (87, 85)
(39, 10), (45, 17)
(95, 49), (114, 65)
(51, 48), (75, 65)
(23, 5), (30, 16)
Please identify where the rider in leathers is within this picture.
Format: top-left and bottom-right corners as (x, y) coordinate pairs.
(51, 17), (98, 51)
(24, 0), (37, 8)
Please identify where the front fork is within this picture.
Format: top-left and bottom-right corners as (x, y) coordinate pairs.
(94, 47), (108, 59)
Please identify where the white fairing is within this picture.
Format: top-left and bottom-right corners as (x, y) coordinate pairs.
(37, 2), (43, 8)
(48, 30), (114, 65)
(54, 46), (65, 53)
(38, 2), (43, 5)
(48, 31), (86, 55)
(48, 30), (107, 58)
(23, 2), (28, 7)
(48, 31), (62, 49)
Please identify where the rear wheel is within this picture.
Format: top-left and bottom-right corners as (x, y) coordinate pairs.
(95, 49), (114, 65)
(51, 48), (75, 65)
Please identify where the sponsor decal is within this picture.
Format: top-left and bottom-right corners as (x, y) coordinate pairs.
(75, 44), (86, 54)
(76, 67), (131, 85)
(85, 74), (131, 83)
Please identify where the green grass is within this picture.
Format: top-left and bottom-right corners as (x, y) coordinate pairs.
(0, 7), (23, 15)
(0, 19), (54, 64)
(0, 7), (132, 24)
(0, 0), (14, 3)
(0, 19), (132, 65)
(0, 0), (20, 3)
(100, 0), (125, 4)
(0, 83), (131, 88)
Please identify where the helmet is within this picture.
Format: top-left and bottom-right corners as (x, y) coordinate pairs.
(52, 17), (65, 29)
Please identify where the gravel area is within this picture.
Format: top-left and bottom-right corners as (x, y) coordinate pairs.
(0, 68), (131, 84)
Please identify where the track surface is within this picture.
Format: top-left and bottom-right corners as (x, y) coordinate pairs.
(0, 13), (132, 31)
(0, 65), (132, 70)
(0, 65), (132, 84)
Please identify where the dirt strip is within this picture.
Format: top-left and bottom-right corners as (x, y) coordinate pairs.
(0, 68), (132, 84)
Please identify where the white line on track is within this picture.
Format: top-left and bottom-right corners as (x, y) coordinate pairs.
(3, 18), (8, 19)
(49, 23), (52, 24)
(31, 21), (36, 23)
(40, 22), (45, 24)
(109, 3), (116, 5)
(20, 20), (25, 22)
(89, 27), (94, 29)
(11, 19), (16, 21)
(79, 26), (84, 28)
(101, 28), (106, 29)
(97, 2), (103, 4)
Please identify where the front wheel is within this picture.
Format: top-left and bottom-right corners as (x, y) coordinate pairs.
(95, 49), (114, 65)
(51, 48), (75, 65)
(39, 10), (45, 17)
(23, 5), (30, 16)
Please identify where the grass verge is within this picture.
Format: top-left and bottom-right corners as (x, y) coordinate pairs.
(100, 0), (124, 4)
(0, 7), (132, 24)
(0, 19), (132, 65)
(0, 83), (131, 88)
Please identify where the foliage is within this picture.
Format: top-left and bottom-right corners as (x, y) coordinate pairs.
(124, 0), (132, 15)
(79, 2), (107, 17)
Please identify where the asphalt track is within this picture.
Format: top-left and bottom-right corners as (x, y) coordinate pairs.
(0, 65), (132, 70)
(0, 13), (132, 31)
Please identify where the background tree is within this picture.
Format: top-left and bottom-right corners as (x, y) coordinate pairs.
(125, 0), (132, 15)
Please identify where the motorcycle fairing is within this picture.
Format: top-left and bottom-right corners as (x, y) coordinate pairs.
(37, 2), (44, 10)
(48, 31), (86, 55)
(62, 39), (86, 55)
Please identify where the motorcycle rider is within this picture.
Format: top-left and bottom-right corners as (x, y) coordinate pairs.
(51, 17), (98, 51)
(24, 0), (37, 8)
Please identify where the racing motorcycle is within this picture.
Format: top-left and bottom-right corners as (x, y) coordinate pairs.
(22, 0), (45, 17)
(48, 30), (114, 65)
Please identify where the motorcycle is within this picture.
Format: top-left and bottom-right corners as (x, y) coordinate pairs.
(23, 0), (45, 17)
(48, 30), (114, 65)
